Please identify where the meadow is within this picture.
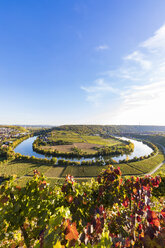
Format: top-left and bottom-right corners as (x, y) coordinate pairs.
(0, 148), (163, 187)
(40, 130), (123, 154)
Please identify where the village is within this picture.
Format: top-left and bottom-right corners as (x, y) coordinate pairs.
(0, 127), (28, 147)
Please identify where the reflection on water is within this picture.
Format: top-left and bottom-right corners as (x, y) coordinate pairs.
(14, 137), (92, 162)
(15, 137), (50, 159)
(112, 137), (153, 162)
(14, 136), (153, 163)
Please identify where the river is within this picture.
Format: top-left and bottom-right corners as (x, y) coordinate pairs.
(14, 136), (153, 163)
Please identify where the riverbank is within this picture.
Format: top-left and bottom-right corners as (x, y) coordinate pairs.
(0, 148), (163, 187)
(0, 133), (163, 187)
(14, 136), (154, 163)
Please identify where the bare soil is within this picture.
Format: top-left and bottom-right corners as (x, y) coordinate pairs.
(42, 142), (103, 154)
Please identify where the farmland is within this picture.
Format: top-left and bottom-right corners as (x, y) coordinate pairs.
(0, 148), (163, 187)
(0, 126), (165, 187)
(38, 130), (123, 155)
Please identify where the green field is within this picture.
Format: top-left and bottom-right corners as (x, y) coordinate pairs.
(49, 130), (83, 143)
(48, 130), (122, 146)
(122, 151), (164, 174)
(133, 134), (165, 146)
(0, 147), (163, 187)
(147, 134), (165, 146)
(39, 130), (124, 155)
(57, 151), (164, 177)
(82, 135), (121, 146)
(0, 161), (50, 177)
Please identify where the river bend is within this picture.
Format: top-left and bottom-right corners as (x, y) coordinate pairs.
(14, 136), (153, 163)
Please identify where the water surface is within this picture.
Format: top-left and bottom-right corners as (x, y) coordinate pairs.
(14, 136), (153, 163)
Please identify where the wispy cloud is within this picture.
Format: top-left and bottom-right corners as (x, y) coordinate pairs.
(141, 24), (165, 52)
(121, 81), (165, 108)
(95, 45), (109, 51)
(81, 78), (117, 93)
(124, 51), (152, 70)
(81, 78), (118, 105)
(112, 80), (165, 125)
(81, 24), (165, 124)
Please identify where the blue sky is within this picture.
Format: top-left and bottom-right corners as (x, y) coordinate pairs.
(1, 0), (165, 125)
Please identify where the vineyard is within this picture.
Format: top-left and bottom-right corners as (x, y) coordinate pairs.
(0, 166), (165, 248)
(1, 0), (165, 245)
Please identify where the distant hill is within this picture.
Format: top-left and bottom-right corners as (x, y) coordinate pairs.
(55, 125), (165, 135)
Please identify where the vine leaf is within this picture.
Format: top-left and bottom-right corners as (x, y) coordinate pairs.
(65, 221), (79, 241)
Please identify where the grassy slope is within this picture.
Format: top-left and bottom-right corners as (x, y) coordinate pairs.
(133, 134), (165, 176)
(49, 131), (82, 143)
(82, 135), (121, 146)
(143, 135), (165, 146)
(1, 133), (164, 186)
(122, 152), (164, 174)
(48, 130), (122, 146)
(1, 148), (162, 187)
(60, 151), (164, 177)
(0, 161), (50, 177)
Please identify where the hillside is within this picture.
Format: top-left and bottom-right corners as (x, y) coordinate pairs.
(55, 125), (165, 135)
